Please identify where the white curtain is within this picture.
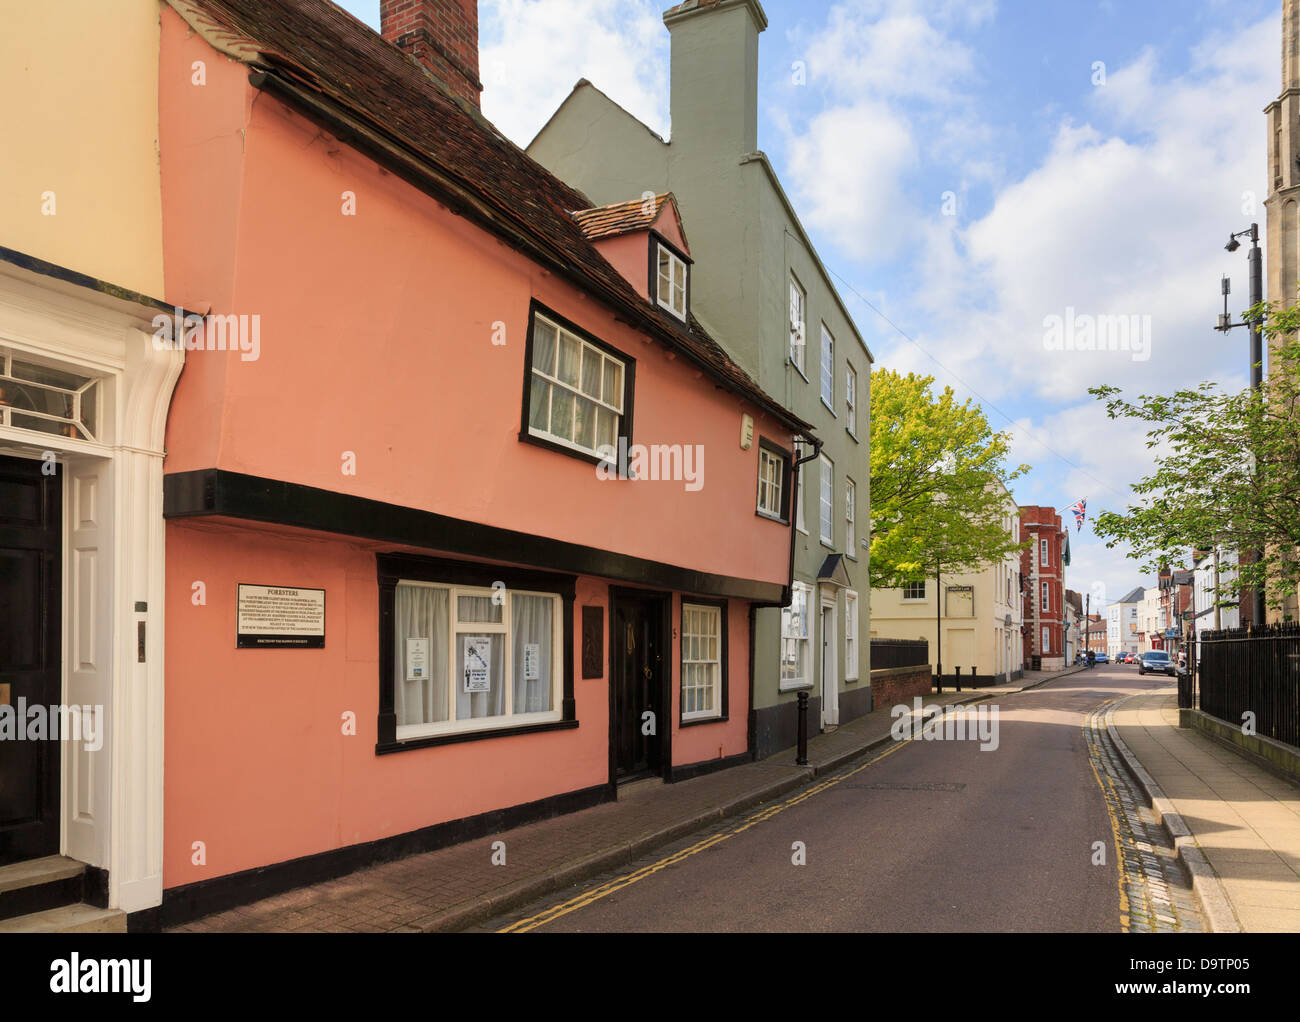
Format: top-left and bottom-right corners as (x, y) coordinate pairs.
(394, 585), (448, 725)
(512, 595), (553, 713)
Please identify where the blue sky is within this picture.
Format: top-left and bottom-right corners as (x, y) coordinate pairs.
(337, 0), (1280, 607)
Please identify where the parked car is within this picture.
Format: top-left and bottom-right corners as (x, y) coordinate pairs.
(1094, 651), (1109, 664)
(1137, 650), (1175, 676)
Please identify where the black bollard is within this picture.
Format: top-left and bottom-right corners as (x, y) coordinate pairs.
(955, 665), (962, 692)
(796, 691), (809, 766)
(935, 662), (943, 695)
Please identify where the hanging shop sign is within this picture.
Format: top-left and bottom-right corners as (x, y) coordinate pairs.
(236, 584), (326, 648)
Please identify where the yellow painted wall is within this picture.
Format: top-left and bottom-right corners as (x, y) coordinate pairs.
(0, 0), (163, 296)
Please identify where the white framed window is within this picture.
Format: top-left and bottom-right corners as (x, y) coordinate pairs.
(681, 602), (723, 721)
(845, 363), (858, 435)
(1040, 537), (1049, 567)
(656, 243), (688, 320)
(819, 454), (834, 545)
(845, 590), (859, 681)
(527, 312), (626, 460)
(789, 275), (806, 373)
(0, 347), (102, 441)
(757, 443), (788, 520)
(820, 324), (835, 408)
(1041, 624), (1050, 653)
(1041, 581), (1050, 612)
(845, 478), (856, 558)
(393, 581), (563, 740)
(780, 582), (812, 689)
(903, 581), (926, 601)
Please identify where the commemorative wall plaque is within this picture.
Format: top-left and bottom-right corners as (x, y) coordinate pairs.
(237, 584), (326, 649)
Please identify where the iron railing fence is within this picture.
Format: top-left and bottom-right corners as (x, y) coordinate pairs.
(1196, 623), (1300, 750)
(870, 637), (929, 671)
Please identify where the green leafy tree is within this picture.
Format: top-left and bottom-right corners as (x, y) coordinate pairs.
(1090, 298), (1300, 612)
(869, 369), (1030, 590)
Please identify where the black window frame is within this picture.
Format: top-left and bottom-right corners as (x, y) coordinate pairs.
(678, 596), (729, 728)
(375, 552), (578, 754)
(519, 299), (637, 470)
(755, 437), (792, 525)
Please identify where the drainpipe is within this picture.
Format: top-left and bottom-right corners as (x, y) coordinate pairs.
(749, 433), (820, 762)
(785, 435), (823, 607)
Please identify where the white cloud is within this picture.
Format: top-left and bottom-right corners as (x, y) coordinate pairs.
(782, 0), (996, 261)
(479, 0), (668, 145)
(785, 102), (918, 260)
(913, 13), (1276, 407)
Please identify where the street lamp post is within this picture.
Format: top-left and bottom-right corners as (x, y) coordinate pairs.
(1215, 223), (1266, 626)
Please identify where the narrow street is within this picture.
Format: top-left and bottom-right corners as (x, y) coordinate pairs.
(480, 668), (1205, 933)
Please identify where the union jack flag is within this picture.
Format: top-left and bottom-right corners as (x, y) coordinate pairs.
(1068, 498), (1086, 532)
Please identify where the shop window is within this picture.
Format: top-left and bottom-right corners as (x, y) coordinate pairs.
(379, 556), (576, 750)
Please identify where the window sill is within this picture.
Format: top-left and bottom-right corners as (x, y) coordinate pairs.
(820, 399), (836, 416)
(377, 717), (578, 754)
(680, 712), (728, 728)
(778, 679), (813, 694)
(819, 538), (836, 551)
(789, 358), (809, 383)
(757, 509), (789, 526)
(845, 427), (859, 444)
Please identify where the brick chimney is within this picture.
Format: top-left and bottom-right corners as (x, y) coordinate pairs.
(380, 0), (483, 107)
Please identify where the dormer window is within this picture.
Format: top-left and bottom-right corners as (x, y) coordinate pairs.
(655, 241), (688, 320)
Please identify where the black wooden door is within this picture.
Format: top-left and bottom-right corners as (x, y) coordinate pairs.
(612, 595), (663, 780)
(0, 455), (62, 866)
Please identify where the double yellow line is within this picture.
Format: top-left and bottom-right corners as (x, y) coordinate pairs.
(1083, 699), (1133, 932)
(499, 714), (944, 933)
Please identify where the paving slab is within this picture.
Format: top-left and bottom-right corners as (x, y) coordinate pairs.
(1109, 688), (1300, 933)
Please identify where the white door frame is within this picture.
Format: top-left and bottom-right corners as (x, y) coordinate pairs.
(819, 587), (838, 728)
(0, 260), (183, 912)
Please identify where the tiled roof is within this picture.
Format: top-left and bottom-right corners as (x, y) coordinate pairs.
(573, 194), (679, 244)
(164, 0), (810, 435)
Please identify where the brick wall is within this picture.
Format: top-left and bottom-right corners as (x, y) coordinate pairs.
(870, 665), (933, 710)
(380, 0), (482, 105)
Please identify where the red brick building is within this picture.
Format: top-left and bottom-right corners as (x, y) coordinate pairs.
(1020, 506), (1070, 670)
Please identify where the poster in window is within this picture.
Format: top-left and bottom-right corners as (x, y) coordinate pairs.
(523, 643), (541, 681)
(463, 636), (492, 693)
(405, 638), (429, 682)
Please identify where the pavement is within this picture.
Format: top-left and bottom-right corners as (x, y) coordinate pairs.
(169, 665), (1083, 933)
(1108, 687), (1300, 932)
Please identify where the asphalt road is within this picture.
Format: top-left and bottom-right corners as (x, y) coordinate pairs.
(484, 665), (1180, 933)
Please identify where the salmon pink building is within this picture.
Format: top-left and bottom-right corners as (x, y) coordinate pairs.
(149, 0), (814, 926)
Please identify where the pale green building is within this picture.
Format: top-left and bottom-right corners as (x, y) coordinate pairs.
(529, 0), (874, 756)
